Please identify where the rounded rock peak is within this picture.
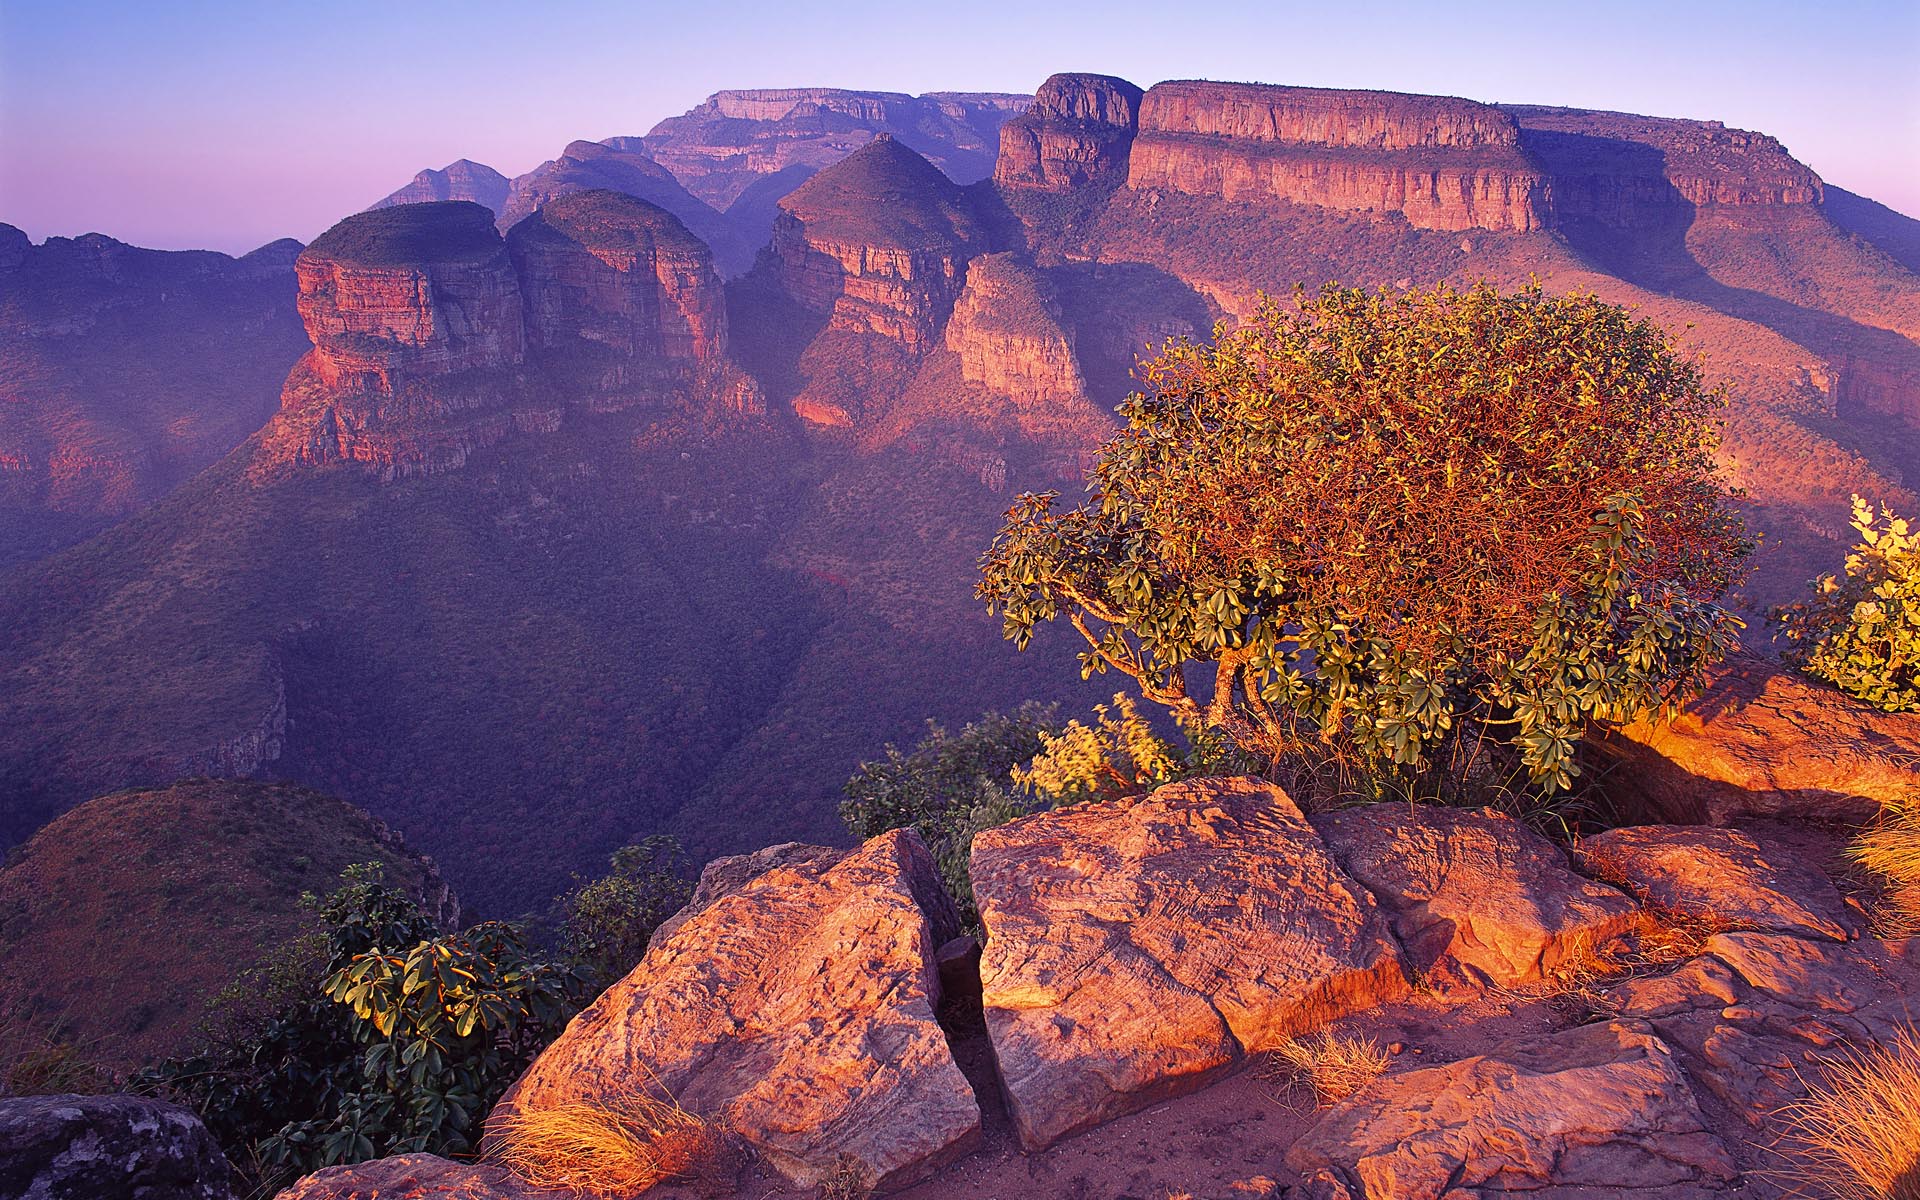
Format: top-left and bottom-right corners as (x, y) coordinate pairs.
(1032, 73), (1144, 127)
(779, 134), (978, 249)
(305, 201), (504, 268)
(507, 188), (706, 257)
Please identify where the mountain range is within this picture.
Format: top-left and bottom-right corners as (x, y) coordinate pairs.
(1, 75), (1916, 915)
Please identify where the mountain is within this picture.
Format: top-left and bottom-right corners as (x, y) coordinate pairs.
(0, 226), (310, 573)
(370, 159), (511, 214)
(1, 71), (1914, 920)
(0, 779), (454, 1073)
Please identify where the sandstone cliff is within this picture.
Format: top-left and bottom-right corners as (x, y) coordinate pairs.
(506, 189), (760, 414)
(943, 253), (1085, 407)
(371, 159), (511, 214)
(995, 73), (1143, 193)
(497, 139), (751, 276)
(1126, 80), (1549, 232)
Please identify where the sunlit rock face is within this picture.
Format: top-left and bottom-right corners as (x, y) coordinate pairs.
(994, 72), (1144, 193)
(1125, 80), (1550, 232)
(943, 252), (1086, 407)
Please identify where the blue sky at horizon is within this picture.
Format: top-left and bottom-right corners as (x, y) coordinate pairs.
(2, 0), (1916, 253)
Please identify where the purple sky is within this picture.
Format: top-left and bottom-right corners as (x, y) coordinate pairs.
(3, 0), (1916, 254)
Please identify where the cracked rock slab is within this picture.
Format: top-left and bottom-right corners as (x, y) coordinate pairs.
(971, 776), (1407, 1150)
(493, 828), (978, 1193)
(1285, 1020), (1739, 1199)
(1578, 824), (1854, 940)
(1313, 803), (1637, 993)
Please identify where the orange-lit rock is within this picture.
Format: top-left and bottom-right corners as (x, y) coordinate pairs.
(1589, 658), (1920, 825)
(1312, 804), (1637, 992)
(493, 828), (978, 1193)
(970, 776), (1406, 1150)
(994, 73), (1143, 193)
(1286, 1020), (1739, 1198)
(276, 1154), (533, 1199)
(943, 253), (1085, 407)
(1579, 824), (1855, 941)
(1127, 81), (1549, 232)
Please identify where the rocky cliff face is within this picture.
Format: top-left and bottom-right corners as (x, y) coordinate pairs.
(645, 88), (1029, 213)
(943, 253), (1085, 406)
(1126, 81), (1549, 232)
(371, 159), (511, 214)
(995, 73), (1143, 193)
(496, 138), (751, 275)
(507, 189), (759, 414)
(772, 135), (987, 354)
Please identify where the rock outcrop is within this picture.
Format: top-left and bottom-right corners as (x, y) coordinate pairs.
(496, 138), (751, 276)
(942, 253), (1086, 406)
(0, 1093), (234, 1200)
(1285, 1020), (1740, 1198)
(1312, 804), (1638, 992)
(1579, 824), (1856, 942)
(506, 190), (758, 414)
(969, 776), (1406, 1150)
(494, 828), (979, 1193)
(994, 73), (1143, 193)
(276, 1154), (534, 1200)
(371, 160), (511, 215)
(1126, 81), (1549, 232)
(264, 201), (531, 477)
(1590, 657), (1920, 826)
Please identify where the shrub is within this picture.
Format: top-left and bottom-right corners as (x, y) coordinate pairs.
(1773, 496), (1920, 712)
(980, 282), (1749, 797)
(559, 837), (694, 991)
(1775, 1026), (1920, 1200)
(1265, 1031), (1390, 1106)
(1012, 693), (1187, 806)
(491, 1081), (718, 1196)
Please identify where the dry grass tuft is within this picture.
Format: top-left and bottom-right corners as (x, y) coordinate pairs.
(1849, 811), (1920, 938)
(492, 1086), (718, 1197)
(1263, 1031), (1391, 1106)
(1775, 1027), (1920, 1200)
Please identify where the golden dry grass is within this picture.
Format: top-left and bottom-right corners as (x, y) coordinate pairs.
(1775, 1027), (1920, 1200)
(491, 1087), (717, 1197)
(1263, 1031), (1391, 1106)
(1848, 811), (1920, 938)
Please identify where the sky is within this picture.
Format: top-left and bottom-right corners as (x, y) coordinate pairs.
(2, 0), (1917, 254)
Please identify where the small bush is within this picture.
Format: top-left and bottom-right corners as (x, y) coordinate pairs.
(1775, 1027), (1920, 1200)
(1012, 693), (1187, 806)
(1848, 810), (1920, 938)
(1774, 496), (1920, 712)
(559, 837), (694, 991)
(1265, 1031), (1390, 1106)
(492, 1084), (717, 1197)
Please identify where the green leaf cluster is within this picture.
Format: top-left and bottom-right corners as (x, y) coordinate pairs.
(556, 836), (694, 991)
(1774, 496), (1920, 712)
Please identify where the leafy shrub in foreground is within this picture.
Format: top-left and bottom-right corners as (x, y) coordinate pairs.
(980, 282), (1750, 797)
(558, 836), (695, 992)
(1774, 496), (1920, 712)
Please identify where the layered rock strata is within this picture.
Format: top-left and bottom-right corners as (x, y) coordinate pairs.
(943, 253), (1086, 406)
(969, 776), (1407, 1150)
(494, 829), (979, 1193)
(994, 73), (1143, 193)
(1579, 824), (1856, 942)
(1126, 81), (1549, 232)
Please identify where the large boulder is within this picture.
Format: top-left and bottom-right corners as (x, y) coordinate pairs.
(1284, 1020), (1740, 1198)
(493, 828), (978, 1193)
(274, 1154), (533, 1200)
(0, 1093), (233, 1200)
(1311, 804), (1637, 992)
(1578, 824), (1855, 941)
(1590, 657), (1920, 825)
(970, 777), (1407, 1151)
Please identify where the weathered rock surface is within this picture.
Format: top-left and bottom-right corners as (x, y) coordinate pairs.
(1285, 1020), (1739, 1198)
(0, 1093), (233, 1200)
(994, 73), (1143, 193)
(1579, 824), (1855, 941)
(496, 138), (751, 276)
(943, 253), (1085, 407)
(970, 776), (1407, 1150)
(1126, 81), (1549, 232)
(275, 1154), (533, 1200)
(1609, 931), (1920, 1126)
(506, 190), (758, 415)
(371, 160), (511, 215)
(1590, 658), (1920, 825)
(494, 828), (978, 1193)
(1312, 804), (1637, 992)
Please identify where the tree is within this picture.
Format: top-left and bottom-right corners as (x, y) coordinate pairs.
(1773, 496), (1920, 712)
(979, 282), (1749, 795)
